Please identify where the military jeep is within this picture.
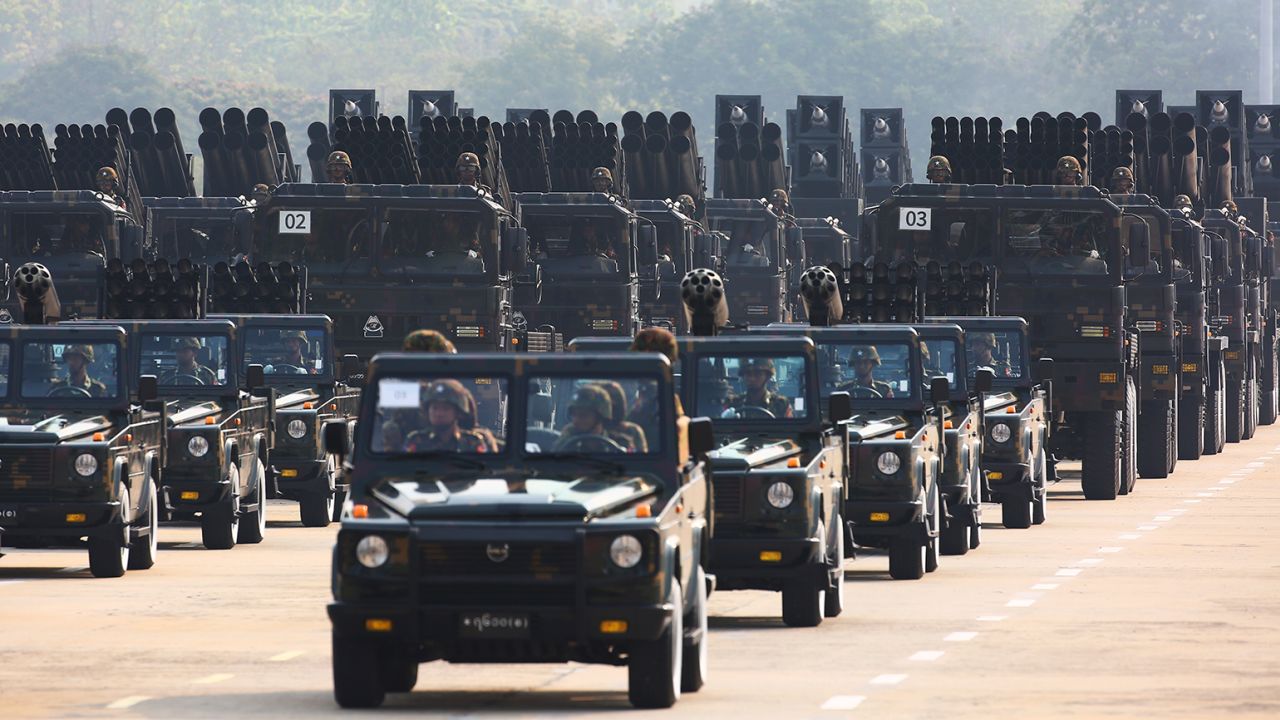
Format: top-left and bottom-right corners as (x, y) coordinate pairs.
(324, 352), (714, 709)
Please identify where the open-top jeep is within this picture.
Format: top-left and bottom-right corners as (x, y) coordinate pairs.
(324, 352), (714, 709)
(0, 325), (163, 577)
(221, 314), (360, 527)
(679, 336), (848, 626)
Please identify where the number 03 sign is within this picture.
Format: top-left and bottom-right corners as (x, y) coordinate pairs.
(278, 210), (311, 234)
(898, 207), (931, 231)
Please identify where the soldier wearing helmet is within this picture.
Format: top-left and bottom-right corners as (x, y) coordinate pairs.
(847, 345), (894, 398)
(403, 329), (457, 353)
(1109, 166), (1136, 194)
(675, 194), (697, 218)
(594, 381), (648, 452)
(591, 167), (614, 194)
(1055, 156), (1083, 186)
(163, 336), (218, 386)
(96, 166), (126, 208)
(1221, 199), (1239, 218)
(729, 357), (793, 418)
(628, 327), (683, 440)
(767, 188), (792, 220)
(926, 155), (952, 183)
(404, 380), (491, 453)
(456, 152), (482, 187)
(326, 151), (353, 184)
(968, 332), (1010, 377)
(250, 183), (272, 205)
(1173, 194), (1194, 214)
(52, 344), (109, 397)
(555, 385), (632, 452)
(279, 330), (314, 373)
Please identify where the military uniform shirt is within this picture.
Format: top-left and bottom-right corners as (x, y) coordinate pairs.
(732, 391), (793, 418)
(848, 378), (895, 398)
(164, 364), (218, 386)
(556, 424), (636, 452)
(52, 375), (109, 397)
(404, 427), (490, 453)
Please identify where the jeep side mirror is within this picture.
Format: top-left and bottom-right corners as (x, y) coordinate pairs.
(930, 376), (950, 404)
(1036, 357), (1055, 383)
(502, 226), (529, 274)
(323, 419), (350, 456)
(828, 391), (852, 424)
(688, 416), (715, 457)
(138, 374), (158, 404)
(974, 368), (994, 393)
(246, 363), (266, 390)
(341, 354), (365, 386)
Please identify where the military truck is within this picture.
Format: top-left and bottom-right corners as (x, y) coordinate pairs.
(870, 185), (1141, 501)
(323, 352), (714, 709)
(0, 325), (163, 577)
(704, 198), (797, 324)
(144, 196), (255, 263)
(514, 192), (647, 340)
(633, 199), (703, 330)
(222, 314), (360, 527)
(255, 183), (530, 357)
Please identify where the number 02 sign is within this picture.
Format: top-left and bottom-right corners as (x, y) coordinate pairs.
(278, 210), (311, 234)
(898, 207), (931, 231)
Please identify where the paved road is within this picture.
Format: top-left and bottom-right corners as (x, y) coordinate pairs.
(4, 426), (1280, 719)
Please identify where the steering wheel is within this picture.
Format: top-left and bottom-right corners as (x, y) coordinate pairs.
(844, 384), (884, 399)
(48, 385), (92, 398)
(162, 373), (206, 386)
(724, 405), (776, 419)
(270, 363), (306, 375)
(552, 434), (627, 454)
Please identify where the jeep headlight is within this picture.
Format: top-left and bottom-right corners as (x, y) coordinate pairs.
(355, 535), (390, 568)
(73, 453), (98, 477)
(287, 419), (308, 439)
(876, 451), (902, 475)
(991, 423), (1012, 443)
(766, 481), (795, 508)
(187, 435), (210, 457)
(609, 535), (643, 569)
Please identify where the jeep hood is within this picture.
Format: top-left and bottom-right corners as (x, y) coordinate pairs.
(375, 476), (660, 522)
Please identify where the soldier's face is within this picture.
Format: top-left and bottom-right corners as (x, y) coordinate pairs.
(66, 354), (86, 374)
(975, 343), (995, 361)
(854, 359), (875, 378)
(97, 178), (113, 193)
(177, 348), (197, 367)
(593, 179), (610, 192)
(570, 406), (600, 432)
(458, 165), (478, 184)
(740, 367), (769, 392)
(428, 401), (459, 428)
(326, 165), (348, 183)
(284, 339), (304, 358)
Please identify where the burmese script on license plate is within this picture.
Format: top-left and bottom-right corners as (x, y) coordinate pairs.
(459, 612), (531, 639)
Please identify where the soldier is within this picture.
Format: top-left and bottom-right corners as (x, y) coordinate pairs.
(53, 345), (108, 397)
(730, 358), (794, 418)
(556, 385), (632, 452)
(847, 346), (895, 398)
(926, 155), (952, 184)
(326, 151), (353, 184)
(768, 188), (792, 218)
(1221, 200), (1239, 218)
(629, 327), (683, 447)
(969, 333), (1011, 377)
(163, 337), (218, 385)
(1109, 166), (1136, 194)
(675, 194), (698, 218)
(1173, 194), (1194, 215)
(1055, 156), (1084, 186)
(96, 167), (126, 208)
(595, 380), (648, 452)
(280, 330), (314, 373)
(591, 167), (613, 194)
(403, 380), (491, 453)
(456, 152), (482, 187)
(250, 183), (271, 205)
(403, 329), (457, 353)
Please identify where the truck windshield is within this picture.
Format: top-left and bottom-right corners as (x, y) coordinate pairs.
(527, 215), (626, 275)
(1001, 208), (1112, 276)
(153, 215), (241, 263)
(9, 211), (108, 258)
(261, 207), (371, 265)
(140, 334), (231, 388)
(379, 209), (492, 275)
(879, 206), (995, 265)
(526, 376), (660, 454)
(242, 327), (329, 377)
(965, 330), (1024, 379)
(813, 342), (913, 400)
(708, 217), (774, 267)
(691, 354), (808, 421)
(21, 341), (120, 400)
(372, 375), (508, 455)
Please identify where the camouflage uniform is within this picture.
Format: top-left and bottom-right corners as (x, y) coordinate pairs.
(675, 194), (698, 218)
(926, 156), (952, 184)
(591, 167), (614, 194)
(456, 152), (482, 188)
(96, 167), (126, 208)
(1109, 166), (1135, 194)
(1055, 156), (1083, 186)
(731, 357), (794, 418)
(280, 330), (316, 373)
(847, 346), (895, 398)
(768, 188), (792, 220)
(403, 329), (456, 353)
(250, 183), (272, 205)
(163, 336), (218, 385)
(594, 380), (648, 452)
(53, 345), (108, 397)
(404, 380), (491, 453)
(969, 333), (1011, 377)
(326, 151), (353, 184)
(556, 385), (633, 452)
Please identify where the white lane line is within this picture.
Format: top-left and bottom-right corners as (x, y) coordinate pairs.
(909, 650), (945, 661)
(192, 673), (234, 685)
(269, 650), (305, 662)
(1247, 462), (1266, 467)
(1032, 583), (1060, 591)
(977, 615), (1007, 622)
(1076, 558), (1104, 566)
(944, 631), (978, 642)
(871, 674), (908, 685)
(1183, 499), (1202, 504)
(1098, 546), (1123, 553)
(1153, 515), (1173, 521)
(1138, 524), (1159, 531)
(1056, 568), (1083, 577)
(57, 565), (88, 574)
(106, 696), (152, 710)
(1119, 533), (1142, 540)
(1007, 598), (1036, 607)
(822, 695), (866, 710)
(1206, 486), (1225, 492)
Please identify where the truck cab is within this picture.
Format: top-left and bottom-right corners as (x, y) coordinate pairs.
(704, 198), (794, 324)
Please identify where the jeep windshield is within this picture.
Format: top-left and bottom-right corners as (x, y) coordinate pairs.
(525, 375), (661, 455)
(922, 338), (959, 386)
(20, 341), (121, 402)
(813, 341), (914, 402)
(965, 330), (1025, 380)
(878, 206), (995, 265)
(371, 374), (508, 456)
(242, 327), (329, 378)
(139, 333), (231, 389)
(691, 354), (809, 422)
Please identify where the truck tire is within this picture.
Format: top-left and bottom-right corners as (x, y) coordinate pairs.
(237, 460), (266, 545)
(1032, 448), (1048, 526)
(1120, 378), (1138, 495)
(1166, 400), (1178, 475)
(300, 494), (334, 528)
(1003, 495), (1033, 529)
(888, 536), (926, 580)
(1261, 357), (1279, 425)
(127, 481), (158, 571)
(1178, 392), (1204, 460)
(782, 522), (824, 627)
(380, 648), (419, 693)
(332, 634), (385, 708)
(1243, 360), (1258, 440)
(681, 566), (710, 692)
(1081, 410), (1121, 500)
(824, 516), (846, 618)
(1226, 375), (1245, 443)
(940, 513), (971, 555)
(201, 464), (240, 550)
(1204, 363), (1226, 455)
(629, 579), (683, 708)
(89, 486), (130, 578)
(1137, 399), (1174, 479)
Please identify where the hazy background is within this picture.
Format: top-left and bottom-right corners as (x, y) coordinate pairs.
(1, 0), (1273, 181)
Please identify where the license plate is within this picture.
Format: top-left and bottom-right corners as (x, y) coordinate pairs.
(458, 612), (530, 639)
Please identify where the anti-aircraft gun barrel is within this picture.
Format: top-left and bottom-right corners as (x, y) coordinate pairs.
(800, 265), (844, 327)
(681, 268), (728, 337)
(13, 262), (61, 324)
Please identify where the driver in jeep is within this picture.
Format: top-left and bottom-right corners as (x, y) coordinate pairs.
(554, 385), (634, 453)
(163, 337), (217, 385)
(403, 380), (492, 453)
(847, 346), (895, 398)
(728, 358), (793, 418)
(51, 345), (108, 397)
(279, 331), (316, 374)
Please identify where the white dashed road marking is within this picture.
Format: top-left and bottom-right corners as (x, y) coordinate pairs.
(977, 615), (1007, 622)
(944, 632), (978, 642)
(1007, 598), (1036, 607)
(871, 674), (908, 686)
(106, 696), (152, 710)
(909, 650), (945, 661)
(1032, 583), (1059, 590)
(1098, 546), (1123, 553)
(1056, 568), (1083, 577)
(822, 695), (866, 710)
(269, 650), (305, 662)
(193, 673), (234, 685)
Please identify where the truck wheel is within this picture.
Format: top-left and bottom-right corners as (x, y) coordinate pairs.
(824, 515), (846, 618)
(1081, 410), (1121, 500)
(1243, 361), (1258, 440)
(237, 460), (266, 544)
(1119, 378), (1138, 495)
(1032, 449), (1048, 526)
(1204, 369), (1226, 455)
(332, 634), (386, 708)
(1178, 392), (1204, 460)
(940, 512), (970, 556)
(201, 464), (240, 550)
(379, 647), (419, 693)
(681, 566), (709, 692)
(127, 481), (158, 571)
(924, 485), (941, 572)
(888, 537), (925, 580)
(1002, 496), (1033, 529)
(782, 521), (825, 627)
(89, 486), (130, 578)
(1226, 375), (1245, 443)
(1137, 399), (1174, 479)
(969, 469), (983, 548)
(300, 494), (334, 528)
(1167, 400), (1178, 475)
(1261, 357), (1279, 425)
(628, 578), (683, 708)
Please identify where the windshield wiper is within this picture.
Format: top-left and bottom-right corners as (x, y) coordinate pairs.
(529, 453), (628, 475)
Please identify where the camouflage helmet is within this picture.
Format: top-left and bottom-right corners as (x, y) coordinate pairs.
(63, 344), (94, 363)
(326, 150), (352, 168)
(1110, 166), (1135, 184)
(850, 345), (881, 365)
(631, 327), (678, 365)
(1221, 199), (1239, 215)
(919, 340), (931, 361)
(456, 152), (481, 170)
(403, 329), (457, 353)
(280, 330), (309, 351)
(176, 336), (203, 350)
(592, 166), (613, 182)
(971, 332), (998, 350)
(675, 194), (696, 213)
(1055, 156), (1083, 179)
(422, 379), (477, 420)
(593, 381), (628, 423)
(251, 183), (270, 199)
(926, 155), (952, 180)
(769, 188), (789, 204)
(97, 166), (119, 183)
(1174, 194), (1193, 210)
(569, 384), (612, 421)
(738, 357), (776, 375)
